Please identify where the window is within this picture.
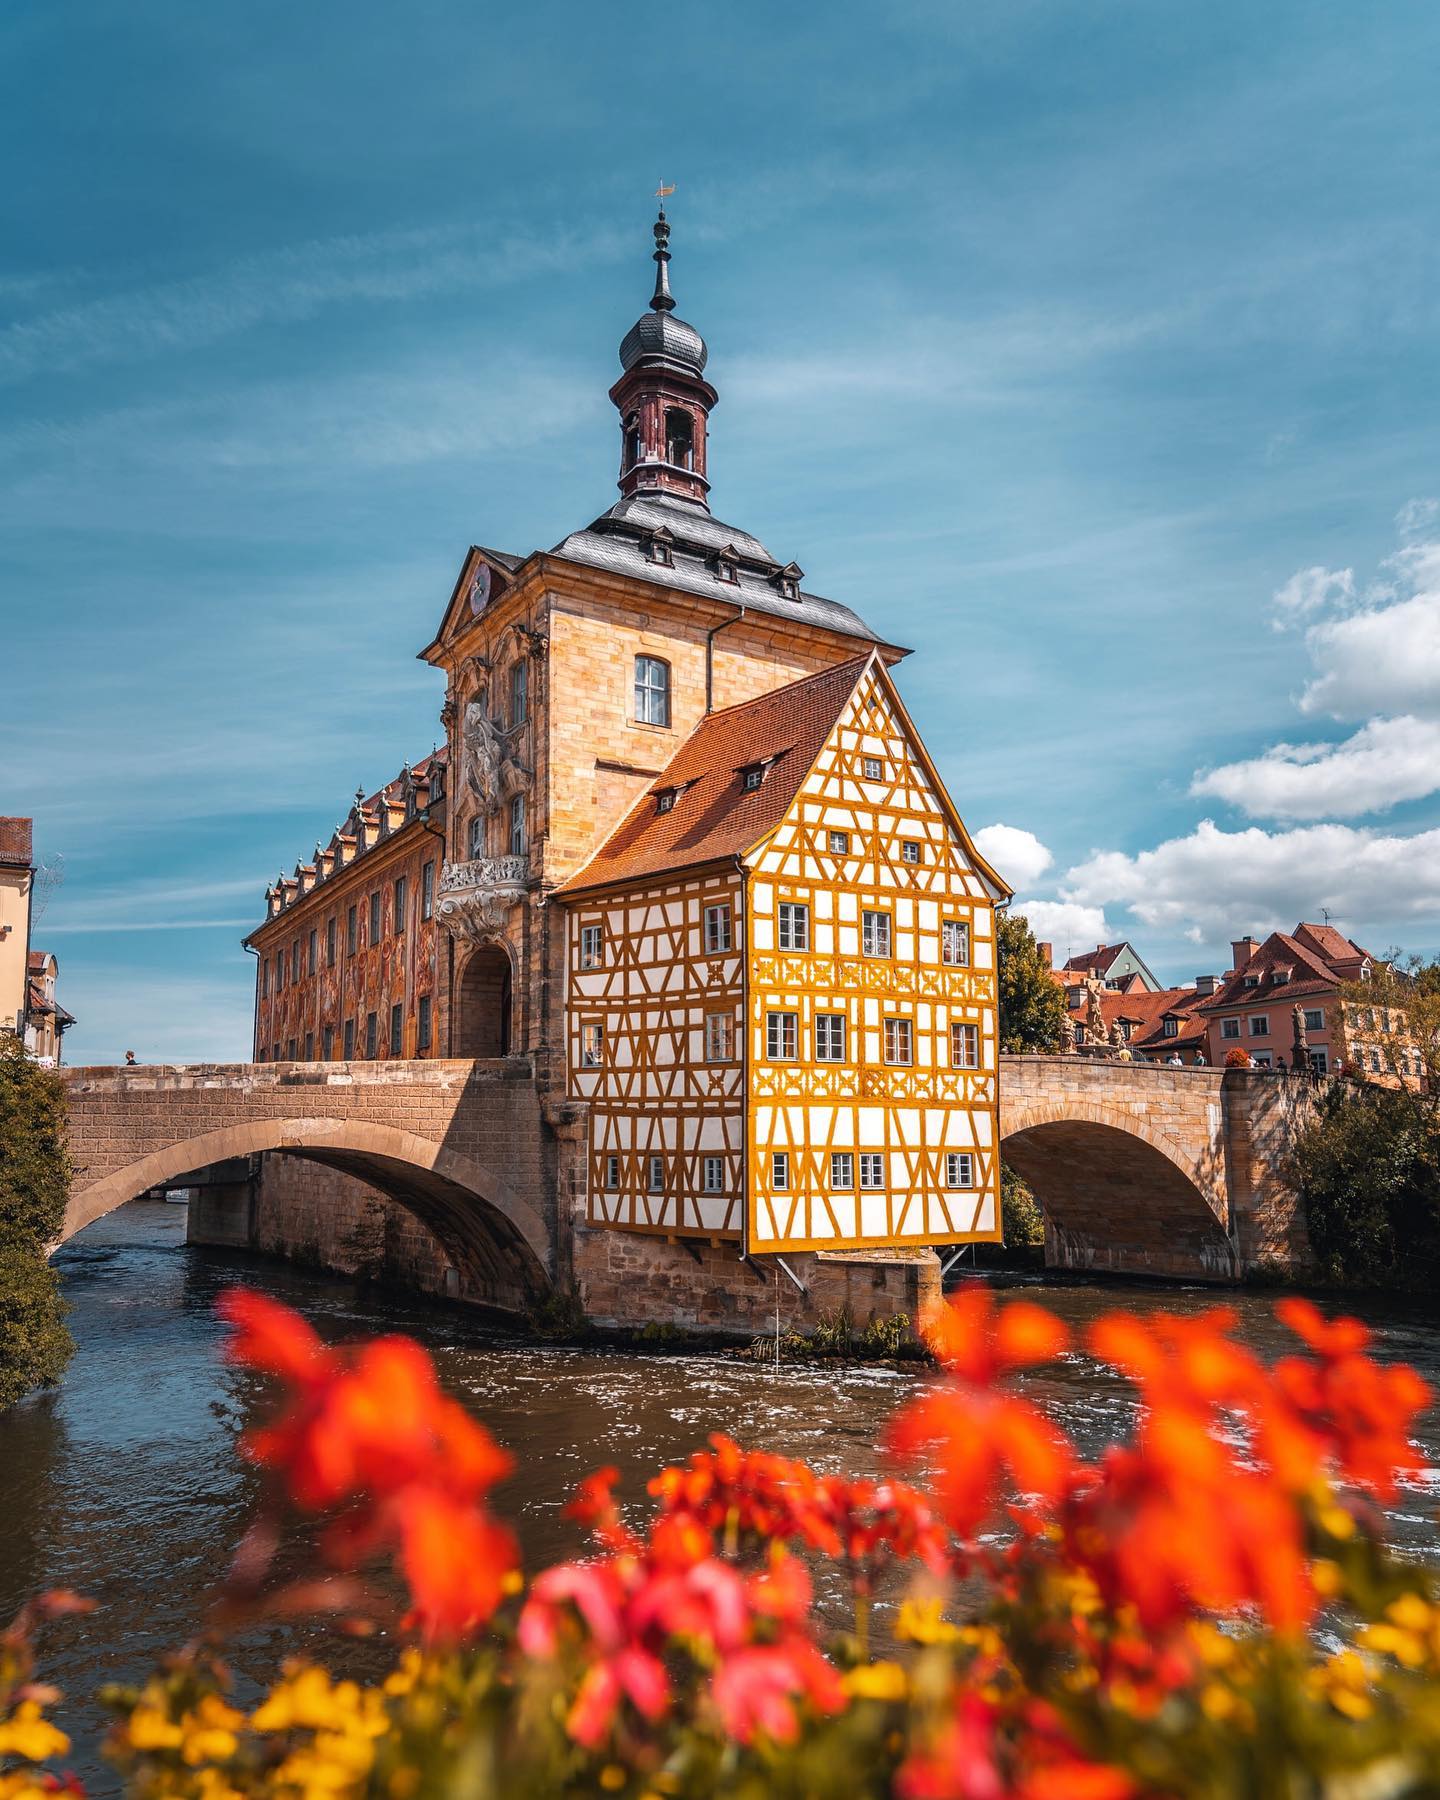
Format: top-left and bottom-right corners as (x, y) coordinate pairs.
(648, 1155), (664, 1193)
(830, 1152), (854, 1190)
(369, 891), (381, 944)
(286, 1037), (297, 1062)
(771, 1152), (790, 1190)
(579, 924), (604, 970)
(308, 928), (317, 975)
(417, 995), (432, 1053)
(703, 1156), (725, 1194)
(1370, 1048), (1383, 1073)
(1252, 1052), (1273, 1068)
(655, 788), (677, 814)
(951, 1022), (979, 1068)
(859, 1153), (884, 1190)
(884, 1017), (913, 1064)
(863, 756), (883, 781)
(510, 659), (528, 726)
(326, 917), (337, 967)
(704, 904), (732, 953)
(1163, 1017), (1179, 1039)
(665, 407), (694, 469)
(1274, 967), (1291, 985)
(343, 1018), (355, 1060)
(715, 549), (739, 586)
(645, 529), (673, 567)
(1249, 1015), (1270, 1038)
(291, 942), (300, 984)
(941, 920), (970, 967)
(1221, 1018), (1240, 1040)
(624, 413), (641, 470)
(899, 840), (921, 865)
(815, 1013), (846, 1062)
(766, 1011), (798, 1059)
(581, 1023), (605, 1068)
(304, 1032), (314, 1061)
(1304, 1008), (1324, 1032)
(261, 960), (269, 998)
(275, 953), (283, 992)
(828, 830), (850, 855)
(273, 1042), (280, 1063)
(510, 794), (527, 857)
(605, 1155), (620, 1191)
(429, 761), (445, 802)
(390, 1002), (403, 1056)
(421, 861), (435, 922)
(347, 905), (358, 955)
(393, 876), (407, 933)
(469, 815), (486, 858)
(1243, 973), (1261, 988)
(705, 1012), (734, 1062)
(945, 1152), (975, 1189)
(365, 1012), (377, 1058)
(323, 1024), (335, 1059)
(862, 910), (891, 957)
(741, 765), (764, 792)
(634, 656), (671, 727)
(777, 902), (809, 951)
(1308, 1048), (1328, 1076)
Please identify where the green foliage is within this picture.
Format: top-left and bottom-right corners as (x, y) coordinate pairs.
(1294, 1077), (1440, 1289)
(999, 1162), (1045, 1249)
(0, 1035), (73, 1406)
(995, 910), (1066, 1054)
(526, 1283), (590, 1342)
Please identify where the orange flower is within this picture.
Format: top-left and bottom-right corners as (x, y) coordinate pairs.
(923, 1287), (1071, 1383)
(218, 1287), (335, 1388)
(394, 1487), (519, 1644)
(890, 1386), (1074, 1540)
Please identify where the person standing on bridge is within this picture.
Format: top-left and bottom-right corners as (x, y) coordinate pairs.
(124, 1049), (137, 1066)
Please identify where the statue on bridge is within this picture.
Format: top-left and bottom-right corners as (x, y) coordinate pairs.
(1291, 1003), (1309, 1075)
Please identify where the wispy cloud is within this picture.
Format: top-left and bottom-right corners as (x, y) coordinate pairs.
(0, 220), (628, 387)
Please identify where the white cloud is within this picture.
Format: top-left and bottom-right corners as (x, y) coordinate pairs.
(1270, 563), (1354, 629)
(1299, 588), (1440, 720)
(1010, 899), (1111, 956)
(1397, 497), (1440, 540)
(972, 822), (1053, 891)
(1062, 818), (1440, 941)
(1190, 715), (1440, 819)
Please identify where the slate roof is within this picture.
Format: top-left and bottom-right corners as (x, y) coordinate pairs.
(550, 491), (888, 648)
(554, 656), (872, 896)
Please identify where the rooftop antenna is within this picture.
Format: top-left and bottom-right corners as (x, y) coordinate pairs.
(1321, 906), (1333, 926)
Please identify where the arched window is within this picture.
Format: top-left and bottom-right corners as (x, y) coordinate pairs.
(664, 408), (694, 470)
(509, 793), (527, 857)
(634, 655), (671, 727)
(623, 412), (641, 469)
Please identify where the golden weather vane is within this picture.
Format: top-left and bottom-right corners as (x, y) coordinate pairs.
(655, 181), (675, 203)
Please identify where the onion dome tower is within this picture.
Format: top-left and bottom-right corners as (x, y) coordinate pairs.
(610, 206), (719, 509)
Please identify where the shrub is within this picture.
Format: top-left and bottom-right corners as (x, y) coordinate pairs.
(2, 1284), (1436, 1798)
(0, 1035), (73, 1409)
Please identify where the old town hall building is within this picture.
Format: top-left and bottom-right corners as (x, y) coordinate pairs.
(247, 210), (1009, 1303)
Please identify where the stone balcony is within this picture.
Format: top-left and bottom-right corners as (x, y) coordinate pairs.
(436, 856), (533, 939)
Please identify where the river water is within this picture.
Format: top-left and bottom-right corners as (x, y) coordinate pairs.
(3, 1201), (1438, 1793)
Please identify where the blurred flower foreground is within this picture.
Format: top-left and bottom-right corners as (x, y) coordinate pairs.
(3, 1284), (1438, 1798)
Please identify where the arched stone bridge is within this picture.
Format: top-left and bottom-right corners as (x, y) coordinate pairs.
(57, 1055), (1310, 1311)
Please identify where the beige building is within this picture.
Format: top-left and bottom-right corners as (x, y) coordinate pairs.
(0, 818), (34, 1041)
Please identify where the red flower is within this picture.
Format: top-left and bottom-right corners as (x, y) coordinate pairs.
(394, 1487), (519, 1644)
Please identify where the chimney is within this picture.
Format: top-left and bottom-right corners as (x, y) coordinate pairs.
(1231, 937), (1257, 972)
(1037, 942), (1053, 969)
(1195, 974), (1218, 997)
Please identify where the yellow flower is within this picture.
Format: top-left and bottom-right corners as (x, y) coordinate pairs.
(894, 1598), (961, 1646)
(600, 1766), (628, 1791)
(124, 1701), (186, 1752)
(1309, 1650), (1374, 1720)
(0, 1701), (69, 1763)
(845, 1662), (909, 1702)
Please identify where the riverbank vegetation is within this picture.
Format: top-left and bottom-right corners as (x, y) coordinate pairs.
(1295, 956), (1440, 1291)
(4, 1283), (1436, 1798)
(0, 1037), (73, 1410)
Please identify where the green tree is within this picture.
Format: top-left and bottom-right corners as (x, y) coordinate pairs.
(996, 909), (1067, 1054)
(0, 1034), (73, 1407)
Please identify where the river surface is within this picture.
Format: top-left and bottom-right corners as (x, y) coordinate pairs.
(3, 1201), (1438, 1793)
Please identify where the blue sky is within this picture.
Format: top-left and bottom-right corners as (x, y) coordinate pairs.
(5, 0), (1439, 1063)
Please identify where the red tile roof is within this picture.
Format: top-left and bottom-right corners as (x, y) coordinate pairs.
(1198, 925), (1373, 1016)
(555, 657), (873, 895)
(0, 817), (33, 867)
(1062, 942), (1127, 978)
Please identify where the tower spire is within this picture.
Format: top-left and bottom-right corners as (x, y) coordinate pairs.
(650, 195), (676, 312)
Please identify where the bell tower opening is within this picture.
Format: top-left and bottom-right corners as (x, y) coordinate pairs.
(610, 206), (719, 508)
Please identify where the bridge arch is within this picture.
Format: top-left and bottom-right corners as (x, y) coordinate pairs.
(999, 1097), (1235, 1282)
(63, 1115), (551, 1303)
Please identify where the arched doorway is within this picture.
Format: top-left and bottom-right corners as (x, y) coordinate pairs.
(457, 944), (512, 1058)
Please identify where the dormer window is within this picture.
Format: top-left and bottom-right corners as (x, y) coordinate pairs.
(644, 527), (674, 567)
(665, 408), (694, 470)
(1274, 966), (1291, 984)
(714, 545), (740, 585)
(1243, 973), (1261, 988)
(1163, 1017), (1179, 1038)
(770, 561), (804, 602)
(655, 787), (678, 814)
(741, 764), (766, 792)
(428, 762), (445, 803)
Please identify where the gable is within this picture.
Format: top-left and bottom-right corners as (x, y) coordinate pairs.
(746, 657), (1009, 901)
(418, 545), (525, 665)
